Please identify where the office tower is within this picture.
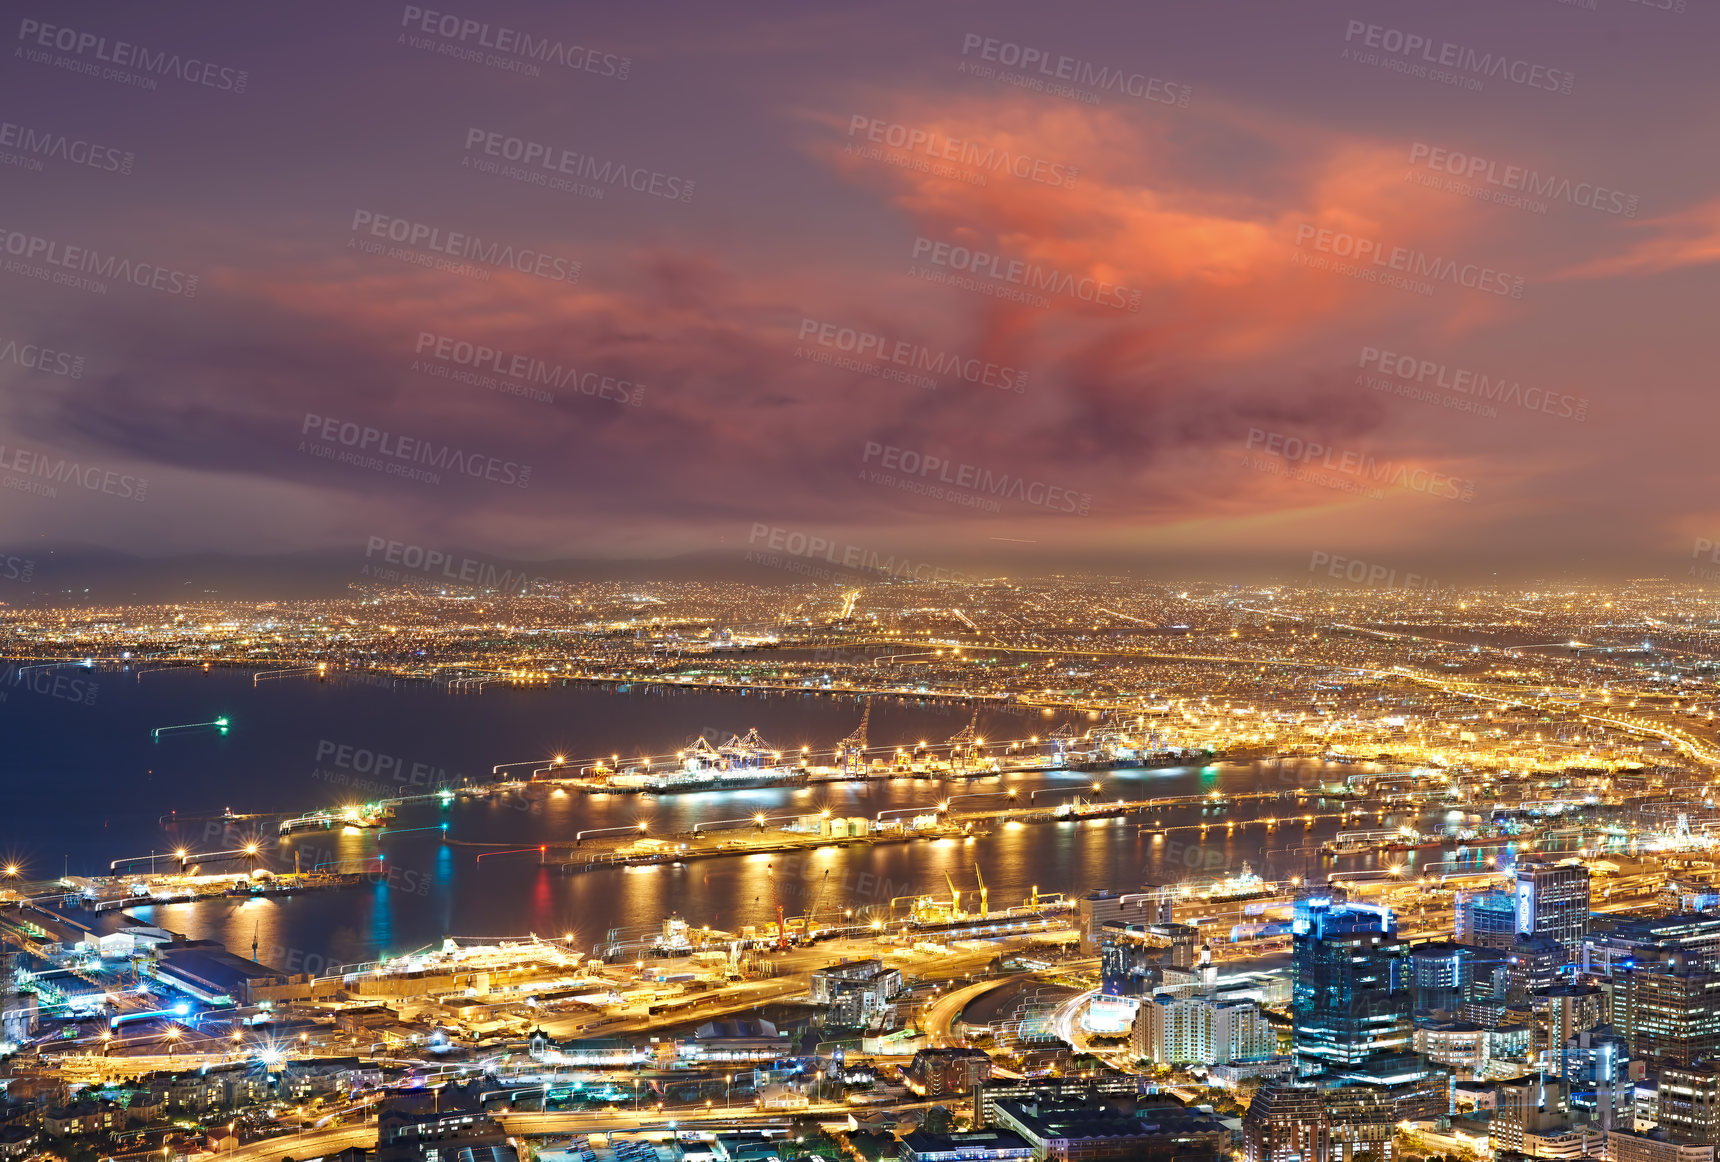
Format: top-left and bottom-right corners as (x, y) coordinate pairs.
(1455, 888), (1519, 951)
(1504, 933), (1569, 1002)
(1409, 941), (1504, 1016)
(1659, 1064), (1720, 1144)
(1538, 983), (1604, 1050)
(1515, 859), (1591, 955)
(1291, 897), (1420, 1088)
(1609, 962), (1720, 1071)
(1493, 1073), (1571, 1154)
(1242, 1085), (1328, 1162)
(1561, 1025), (1633, 1132)
(1408, 942), (1469, 1016)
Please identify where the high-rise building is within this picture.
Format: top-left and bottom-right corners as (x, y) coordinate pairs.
(1242, 1084), (1328, 1162)
(1538, 983), (1605, 1049)
(1455, 889), (1519, 951)
(1291, 897), (1421, 1089)
(1608, 1128), (1719, 1162)
(1514, 859), (1591, 955)
(1608, 962), (1720, 1071)
(1133, 993), (1277, 1066)
(1325, 1085), (1399, 1162)
(1659, 1064), (1720, 1145)
(1411, 1022), (1488, 1077)
(1561, 1025), (1633, 1132)
(1408, 942), (1504, 1016)
(1492, 1073), (1570, 1154)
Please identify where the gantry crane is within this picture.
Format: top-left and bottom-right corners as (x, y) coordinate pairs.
(837, 702), (871, 774)
(973, 864), (989, 918)
(796, 868), (831, 939)
(947, 711), (981, 773)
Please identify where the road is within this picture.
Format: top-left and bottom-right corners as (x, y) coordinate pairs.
(226, 1124), (375, 1162)
(921, 975), (1022, 1047)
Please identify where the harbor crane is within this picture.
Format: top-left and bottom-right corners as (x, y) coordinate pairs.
(836, 702), (871, 774)
(947, 710), (983, 774)
(795, 868), (832, 939)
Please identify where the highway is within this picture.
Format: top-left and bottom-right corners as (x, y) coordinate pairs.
(921, 975), (1022, 1047)
(227, 1124), (375, 1162)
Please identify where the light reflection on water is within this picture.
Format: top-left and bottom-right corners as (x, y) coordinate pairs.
(4, 668), (1458, 964)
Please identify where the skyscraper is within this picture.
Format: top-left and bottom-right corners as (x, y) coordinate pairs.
(1561, 1025), (1633, 1132)
(1608, 961), (1720, 1071)
(1658, 1064), (1720, 1145)
(1454, 888), (1519, 951)
(1291, 897), (1421, 1088)
(1514, 859), (1591, 956)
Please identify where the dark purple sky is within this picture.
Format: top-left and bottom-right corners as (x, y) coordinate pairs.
(1, 0), (1714, 581)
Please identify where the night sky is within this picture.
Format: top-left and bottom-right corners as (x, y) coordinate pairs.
(1, 0), (1714, 584)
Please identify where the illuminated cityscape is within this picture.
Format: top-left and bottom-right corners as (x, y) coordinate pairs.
(6, 577), (1720, 1159)
(5, 2), (1720, 1161)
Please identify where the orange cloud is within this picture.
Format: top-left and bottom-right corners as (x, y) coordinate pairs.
(1557, 197), (1720, 279)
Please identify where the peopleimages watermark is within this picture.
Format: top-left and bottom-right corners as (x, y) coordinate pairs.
(1243, 428), (1476, 502)
(313, 738), (464, 791)
(747, 524), (975, 584)
(16, 18), (249, 93)
(843, 116), (1078, 190)
(1309, 550), (1446, 592)
(958, 33), (1192, 109)
(0, 553), (34, 583)
(412, 332), (645, 407)
(861, 442), (1091, 516)
(462, 128), (694, 203)
(1341, 20), (1574, 96)
(349, 211), (581, 284)
(0, 119), (134, 176)
(0, 661), (98, 707)
(794, 317), (1028, 394)
(298, 413), (531, 488)
(1292, 224), (1525, 299)
(909, 236), (1140, 312)
(0, 443), (147, 501)
(1358, 345), (1587, 424)
(0, 336), (84, 378)
(1405, 144), (1637, 218)
(397, 6), (630, 79)
(363, 535), (550, 591)
(0, 228), (198, 298)
(1691, 538), (1720, 581)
